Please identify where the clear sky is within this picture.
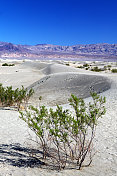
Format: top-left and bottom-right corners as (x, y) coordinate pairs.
(0, 0), (117, 46)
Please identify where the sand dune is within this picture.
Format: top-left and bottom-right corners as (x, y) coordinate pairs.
(29, 72), (110, 106)
(25, 62), (111, 106)
(42, 63), (81, 75)
(20, 61), (49, 71)
(0, 61), (44, 89)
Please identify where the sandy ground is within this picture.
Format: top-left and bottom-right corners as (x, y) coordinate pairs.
(0, 60), (117, 175)
(0, 60), (45, 88)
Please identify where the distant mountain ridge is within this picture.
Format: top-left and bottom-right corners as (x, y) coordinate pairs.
(0, 41), (117, 60)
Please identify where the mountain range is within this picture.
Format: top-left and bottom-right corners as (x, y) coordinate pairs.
(0, 41), (117, 60)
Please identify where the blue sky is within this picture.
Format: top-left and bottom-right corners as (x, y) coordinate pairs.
(0, 0), (117, 46)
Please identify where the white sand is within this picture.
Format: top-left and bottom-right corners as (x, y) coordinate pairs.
(0, 60), (44, 88)
(0, 60), (117, 175)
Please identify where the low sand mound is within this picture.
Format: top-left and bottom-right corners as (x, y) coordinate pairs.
(20, 61), (83, 75)
(28, 73), (111, 106)
(20, 61), (49, 70)
(42, 63), (80, 75)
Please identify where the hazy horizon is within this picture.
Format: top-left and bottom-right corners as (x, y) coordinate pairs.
(1, 41), (117, 47)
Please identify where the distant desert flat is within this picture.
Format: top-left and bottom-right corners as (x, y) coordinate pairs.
(0, 59), (117, 176)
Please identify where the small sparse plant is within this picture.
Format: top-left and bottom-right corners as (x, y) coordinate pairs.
(39, 96), (42, 101)
(77, 65), (84, 69)
(9, 64), (15, 66)
(2, 63), (9, 66)
(107, 65), (111, 68)
(91, 66), (102, 72)
(19, 92), (106, 170)
(111, 68), (117, 73)
(83, 63), (89, 67)
(104, 66), (107, 71)
(38, 96), (42, 107)
(2, 63), (15, 66)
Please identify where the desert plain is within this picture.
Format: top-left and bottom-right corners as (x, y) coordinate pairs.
(0, 59), (117, 176)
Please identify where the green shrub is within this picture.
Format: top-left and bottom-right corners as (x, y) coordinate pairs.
(104, 66), (107, 70)
(9, 64), (15, 66)
(83, 63), (89, 67)
(107, 65), (111, 68)
(91, 66), (102, 72)
(111, 69), (117, 73)
(2, 63), (15, 66)
(20, 92), (106, 170)
(2, 63), (9, 66)
(0, 84), (34, 109)
(77, 65), (84, 68)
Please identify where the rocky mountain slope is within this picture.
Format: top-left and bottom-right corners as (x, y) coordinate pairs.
(0, 42), (117, 60)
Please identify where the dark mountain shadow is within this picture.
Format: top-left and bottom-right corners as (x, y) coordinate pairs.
(0, 143), (45, 168)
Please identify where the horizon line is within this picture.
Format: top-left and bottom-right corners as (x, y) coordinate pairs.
(0, 41), (117, 46)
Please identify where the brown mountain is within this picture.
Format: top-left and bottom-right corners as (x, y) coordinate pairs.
(0, 42), (117, 60)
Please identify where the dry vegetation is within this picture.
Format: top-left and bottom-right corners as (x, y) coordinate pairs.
(65, 61), (117, 73)
(19, 92), (106, 170)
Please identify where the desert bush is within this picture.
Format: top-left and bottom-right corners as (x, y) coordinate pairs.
(19, 92), (106, 170)
(103, 66), (107, 70)
(111, 68), (117, 73)
(77, 65), (84, 69)
(83, 63), (89, 67)
(0, 84), (34, 109)
(9, 64), (15, 66)
(107, 65), (111, 68)
(2, 63), (15, 66)
(2, 63), (9, 66)
(91, 66), (102, 72)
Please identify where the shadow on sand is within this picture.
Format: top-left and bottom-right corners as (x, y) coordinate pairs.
(0, 143), (45, 168)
